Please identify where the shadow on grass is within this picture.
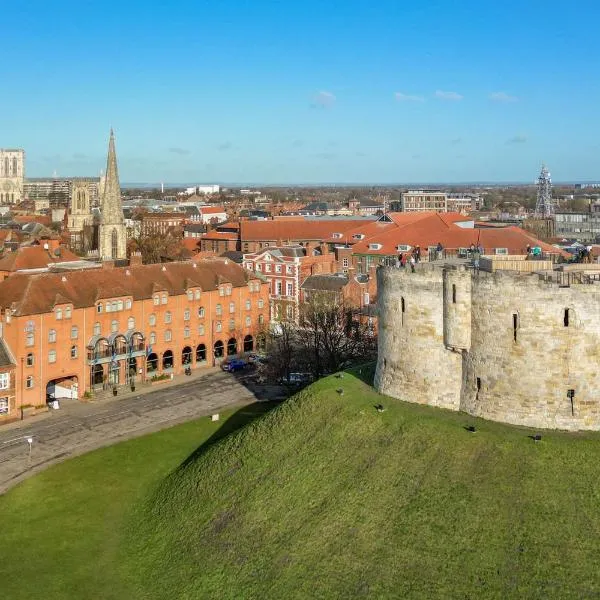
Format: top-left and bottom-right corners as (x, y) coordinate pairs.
(177, 401), (281, 471)
(347, 362), (376, 385)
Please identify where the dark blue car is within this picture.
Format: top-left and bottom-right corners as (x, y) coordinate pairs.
(221, 358), (247, 372)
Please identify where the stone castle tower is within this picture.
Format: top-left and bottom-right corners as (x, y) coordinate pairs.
(98, 130), (126, 260)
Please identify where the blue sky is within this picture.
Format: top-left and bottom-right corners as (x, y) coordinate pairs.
(2, 0), (599, 184)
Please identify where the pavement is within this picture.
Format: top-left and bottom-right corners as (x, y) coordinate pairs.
(0, 366), (288, 495)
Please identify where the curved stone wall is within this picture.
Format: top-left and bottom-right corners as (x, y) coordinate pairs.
(376, 265), (600, 431)
(374, 265), (462, 411)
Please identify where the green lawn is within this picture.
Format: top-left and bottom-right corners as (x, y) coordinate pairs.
(2, 370), (600, 599)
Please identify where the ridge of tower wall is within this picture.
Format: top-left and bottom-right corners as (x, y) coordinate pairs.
(375, 265), (600, 431)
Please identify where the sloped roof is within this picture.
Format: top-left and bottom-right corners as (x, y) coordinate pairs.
(301, 274), (349, 292)
(351, 212), (563, 256)
(0, 259), (261, 316)
(0, 245), (80, 272)
(240, 218), (364, 242)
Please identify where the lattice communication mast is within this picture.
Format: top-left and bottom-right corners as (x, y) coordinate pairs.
(534, 163), (553, 217)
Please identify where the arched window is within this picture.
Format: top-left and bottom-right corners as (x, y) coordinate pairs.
(245, 316), (251, 326)
(215, 304), (222, 316)
(245, 299), (251, 310)
(165, 311), (172, 324)
(187, 290), (193, 301)
(229, 302), (235, 313)
(153, 295), (160, 306)
(111, 229), (118, 259)
(149, 314), (156, 326)
(196, 344), (206, 362)
(194, 290), (201, 300)
(26, 375), (34, 389)
(117, 300), (123, 311)
(149, 332), (156, 345)
(48, 350), (57, 363)
(65, 306), (72, 318)
(227, 337), (237, 355)
(127, 317), (135, 330)
(182, 346), (192, 365)
(198, 307), (205, 318)
(25, 332), (34, 347)
(94, 322), (101, 335)
(164, 330), (172, 342)
(184, 327), (191, 338)
(12, 157), (17, 175)
(111, 320), (118, 333)
(243, 335), (254, 352)
(70, 345), (78, 358)
(215, 321), (222, 332)
(198, 325), (205, 336)
(229, 319), (235, 331)
(258, 314), (264, 325)
(48, 329), (57, 343)
(26, 353), (34, 366)
(71, 326), (78, 339)
(111, 301), (118, 312)
(213, 340), (224, 358)
(4, 157), (8, 176)
(258, 299), (264, 309)
(55, 308), (63, 320)
(161, 294), (167, 305)
(184, 309), (190, 321)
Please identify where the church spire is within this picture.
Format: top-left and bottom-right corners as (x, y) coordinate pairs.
(98, 129), (126, 260)
(101, 129), (123, 224)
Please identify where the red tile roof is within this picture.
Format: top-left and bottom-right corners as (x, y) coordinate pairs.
(0, 245), (80, 272)
(240, 218), (365, 242)
(200, 206), (226, 214)
(0, 259), (262, 316)
(350, 212), (562, 256)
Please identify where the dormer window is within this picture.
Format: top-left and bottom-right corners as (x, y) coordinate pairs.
(55, 308), (62, 320)
(397, 244), (411, 252)
(353, 233), (365, 240)
(332, 233), (343, 239)
(369, 243), (382, 250)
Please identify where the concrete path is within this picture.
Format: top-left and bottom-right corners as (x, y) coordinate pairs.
(0, 368), (287, 494)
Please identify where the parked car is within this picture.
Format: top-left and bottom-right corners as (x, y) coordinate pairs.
(278, 372), (313, 386)
(221, 358), (247, 372)
(247, 353), (268, 364)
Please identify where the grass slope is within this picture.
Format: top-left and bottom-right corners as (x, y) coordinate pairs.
(1, 372), (600, 599)
(130, 370), (600, 599)
(0, 404), (272, 600)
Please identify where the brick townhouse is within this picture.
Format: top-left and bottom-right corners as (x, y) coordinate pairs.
(0, 258), (269, 422)
(243, 246), (337, 322)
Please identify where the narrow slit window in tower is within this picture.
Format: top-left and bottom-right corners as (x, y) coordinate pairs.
(512, 313), (518, 342)
(401, 297), (405, 326)
(452, 284), (457, 304)
(564, 308), (570, 327)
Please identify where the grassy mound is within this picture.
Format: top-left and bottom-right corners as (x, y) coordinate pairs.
(128, 371), (600, 599)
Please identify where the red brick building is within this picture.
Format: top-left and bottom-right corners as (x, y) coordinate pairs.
(0, 259), (269, 422)
(243, 246), (337, 322)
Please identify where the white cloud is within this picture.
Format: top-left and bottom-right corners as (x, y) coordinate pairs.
(394, 92), (424, 102)
(435, 90), (463, 101)
(490, 91), (518, 102)
(314, 91), (336, 108)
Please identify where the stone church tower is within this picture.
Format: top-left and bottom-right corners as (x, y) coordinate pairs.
(98, 130), (126, 260)
(67, 182), (94, 252)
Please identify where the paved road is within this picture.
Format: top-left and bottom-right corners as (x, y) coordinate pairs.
(0, 369), (286, 494)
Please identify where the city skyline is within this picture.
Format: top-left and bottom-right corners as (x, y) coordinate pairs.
(3, 0), (600, 183)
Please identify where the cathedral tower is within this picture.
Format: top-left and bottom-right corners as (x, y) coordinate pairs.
(98, 130), (126, 260)
(67, 182), (94, 252)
